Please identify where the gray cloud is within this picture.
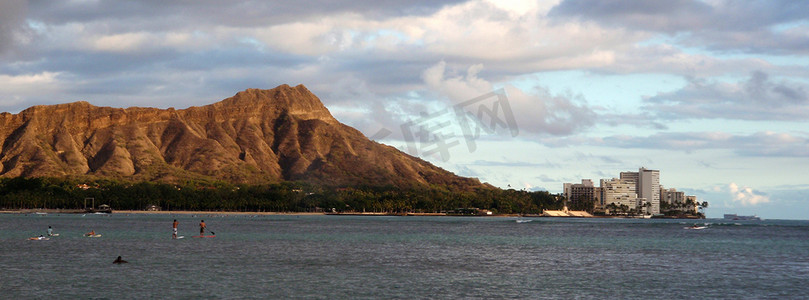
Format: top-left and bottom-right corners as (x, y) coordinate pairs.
(594, 131), (809, 157)
(27, 0), (465, 27)
(511, 86), (597, 136)
(3, 0), (808, 139)
(643, 71), (809, 121)
(0, 0), (27, 55)
(469, 159), (560, 168)
(550, 0), (809, 54)
(550, 0), (714, 32)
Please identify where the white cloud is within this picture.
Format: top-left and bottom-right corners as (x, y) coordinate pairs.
(728, 182), (770, 206)
(90, 32), (153, 53)
(0, 72), (64, 108)
(422, 61), (596, 137)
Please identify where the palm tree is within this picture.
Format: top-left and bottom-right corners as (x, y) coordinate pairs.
(698, 201), (708, 213)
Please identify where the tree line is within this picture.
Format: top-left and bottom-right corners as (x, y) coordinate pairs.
(0, 177), (563, 214)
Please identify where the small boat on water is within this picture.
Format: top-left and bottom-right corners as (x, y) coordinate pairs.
(684, 225), (707, 230)
(724, 214), (760, 221)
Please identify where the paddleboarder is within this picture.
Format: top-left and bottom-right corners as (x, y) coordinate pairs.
(199, 220), (207, 236)
(113, 256), (128, 264)
(85, 230), (95, 237)
(47, 226), (53, 236)
(172, 219), (179, 239)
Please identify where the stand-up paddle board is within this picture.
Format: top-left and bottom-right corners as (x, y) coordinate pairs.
(85, 234), (102, 238)
(192, 235), (216, 238)
(48, 233), (59, 237)
(684, 226), (707, 230)
(174, 236), (185, 239)
(29, 237), (50, 240)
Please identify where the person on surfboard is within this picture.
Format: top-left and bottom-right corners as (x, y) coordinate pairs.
(85, 230), (95, 236)
(199, 220), (207, 236)
(173, 219), (179, 239)
(113, 256), (128, 264)
(47, 226), (53, 236)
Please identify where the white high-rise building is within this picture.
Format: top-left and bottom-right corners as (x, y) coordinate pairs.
(619, 168), (660, 215)
(638, 168), (660, 215)
(600, 178), (638, 214)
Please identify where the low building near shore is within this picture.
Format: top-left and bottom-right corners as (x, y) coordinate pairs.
(542, 206), (593, 218)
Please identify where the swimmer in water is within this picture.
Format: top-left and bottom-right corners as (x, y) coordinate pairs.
(113, 256), (128, 264)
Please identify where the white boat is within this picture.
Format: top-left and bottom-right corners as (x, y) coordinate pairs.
(724, 214), (760, 221)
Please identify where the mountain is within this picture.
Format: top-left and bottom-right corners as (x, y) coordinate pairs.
(0, 84), (484, 189)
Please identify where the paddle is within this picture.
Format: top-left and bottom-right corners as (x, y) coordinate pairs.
(203, 226), (214, 236)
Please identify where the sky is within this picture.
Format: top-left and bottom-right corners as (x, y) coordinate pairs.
(1, 0), (807, 219)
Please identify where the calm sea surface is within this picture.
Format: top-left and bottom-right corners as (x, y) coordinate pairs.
(1, 213), (807, 299)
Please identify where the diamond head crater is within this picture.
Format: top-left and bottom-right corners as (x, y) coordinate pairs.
(0, 84), (567, 215)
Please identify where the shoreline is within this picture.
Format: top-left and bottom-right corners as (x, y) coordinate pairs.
(0, 209), (705, 219)
(0, 209), (325, 216)
(116, 210), (325, 216)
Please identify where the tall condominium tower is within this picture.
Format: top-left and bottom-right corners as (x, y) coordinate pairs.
(619, 168), (660, 215)
(639, 168), (660, 215)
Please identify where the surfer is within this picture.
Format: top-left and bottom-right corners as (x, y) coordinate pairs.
(85, 230), (95, 236)
(113, 256), (128, 264)
(199, 220), (207, 236)
(47, 226), (53, 236)
(172, 219), (179, 239)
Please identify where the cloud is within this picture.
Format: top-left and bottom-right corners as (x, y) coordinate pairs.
(27, 0), (467, 28)
(3, 0), (808, 141)
(0, 72), (63, 110)
(643, 71), (809, 121)
(8, 0), (801, 116)
(422, 61), (597, 137)
(539, 131), (809, 157)
(549, 0), (809, 54)
(0, 0), (27, 55)
(728, 182), (770, 206)
(469, 159), (559, 168)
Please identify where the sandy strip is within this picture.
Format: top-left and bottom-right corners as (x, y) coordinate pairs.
(113, 210), (325, 216)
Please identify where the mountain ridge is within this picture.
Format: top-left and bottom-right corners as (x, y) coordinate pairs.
(0, 84), (485, 190)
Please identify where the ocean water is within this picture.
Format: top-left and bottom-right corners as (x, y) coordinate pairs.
(1, 214), (807, 299)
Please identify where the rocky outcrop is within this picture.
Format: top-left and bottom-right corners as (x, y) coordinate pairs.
(0, 84), (483, 189)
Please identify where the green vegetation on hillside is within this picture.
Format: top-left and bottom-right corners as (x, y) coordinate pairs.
(0, 177), (562, 214)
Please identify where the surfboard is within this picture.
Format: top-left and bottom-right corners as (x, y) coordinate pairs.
(85, 234), (102, 237)
(49, 233), (59, 237)
(175, 236), (185, 239)
(29, 237), (49, 240)
(192, 235), (216, 238)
